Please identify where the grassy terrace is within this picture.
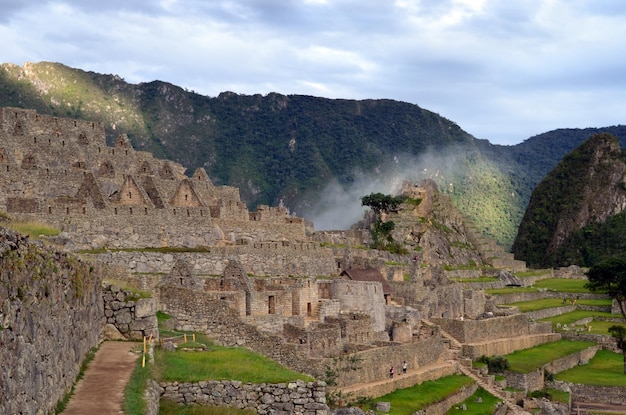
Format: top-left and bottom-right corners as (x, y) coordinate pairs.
(555, 350), (626, 387)
(506, 298), (611, 312)
(444, 387), (501, 415)
(503, 340), (596, 373)
(362, 374), (475, 415)
(486, 278), (596, 295)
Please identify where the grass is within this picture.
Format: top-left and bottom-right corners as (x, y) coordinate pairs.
(486, 278), (596, 295)
(582, 319), (626, 335)
(514, 270), (553, 278)
(507, 298), (611, 312)
(444, 387), (501, 415)
(159, 399), (256, 415)
(8, 220), (60, 238)
(555, 350), (626, 386)
(539, 310), (616, 327)
(544, 388), (570, 404)
(124, 356), (152, 415)
(154, 334), (313, 384)
(504, 340), (596, 373)
(453, 277), (499, 283)
(364, 375), (474, 415)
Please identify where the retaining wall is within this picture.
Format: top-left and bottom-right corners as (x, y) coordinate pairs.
(0, 228), (103, 415)
(159, 379), (329, 415)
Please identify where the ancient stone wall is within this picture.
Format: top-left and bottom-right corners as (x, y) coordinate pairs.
(102, 283), (159, 340)
(461, 333), (561, 359)
(504, 345), (598, 393)
(159, 379), (329, 414)
(0, 227), (103, 415)
(569, 384), (626, 406)
(0, 107), (310, 250)
(93, 247), (339, 279)
(432, 314), (551, 343)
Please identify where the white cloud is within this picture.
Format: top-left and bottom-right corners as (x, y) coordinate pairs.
(1, 0), (625, 145)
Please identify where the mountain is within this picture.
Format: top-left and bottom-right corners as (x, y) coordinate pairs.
(1, 61), (626, 248)
(512, 133), (626, 268)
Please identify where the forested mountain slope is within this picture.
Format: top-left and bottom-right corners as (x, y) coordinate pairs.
(512, 133), (626, 267)
(1, 61), (625, 248)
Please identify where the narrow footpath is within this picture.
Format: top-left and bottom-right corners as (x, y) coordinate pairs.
(62, 341), (139, 415)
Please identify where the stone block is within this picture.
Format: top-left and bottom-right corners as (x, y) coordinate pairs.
(376, 402), (391, 412)
(135, 298), (157, 318)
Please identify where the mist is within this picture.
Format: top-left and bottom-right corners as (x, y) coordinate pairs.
(301, 145), (472, 231)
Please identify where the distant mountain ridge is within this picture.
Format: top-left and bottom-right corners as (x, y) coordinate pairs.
(1, 61), (625, 248)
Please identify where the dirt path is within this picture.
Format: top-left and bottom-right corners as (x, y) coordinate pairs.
(62, 341), (140, 415)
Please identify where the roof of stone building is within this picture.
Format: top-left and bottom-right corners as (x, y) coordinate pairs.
(339, 268), (392, 295)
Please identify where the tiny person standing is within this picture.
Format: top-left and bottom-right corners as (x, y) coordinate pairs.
(402, 361), (407, 374)
(389, 366), (394, 379)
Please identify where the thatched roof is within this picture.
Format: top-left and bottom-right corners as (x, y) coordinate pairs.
(339, 268), (392, 295)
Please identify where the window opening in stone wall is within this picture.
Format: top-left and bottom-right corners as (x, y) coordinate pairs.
(145, 207), (148, 215)
(128, 191), (132, 199)
(82, 207), (86, 214)
(125, 150), (128, 155)
(200, 210), (204, 216)
(130, 207), (133, 215)
(307, 303), (312, 317)
(173, 209), (176, 215)
(98, 147), (101, 153)
(186, 209), (190, 217)
(33, 137), (36, 144)
(74, 121), (77, 127)
(337, 261), (341, 269)
(268, 296), (276, 314)
(66, 207), (69, 215)
(6, 166), (9, 172)
(112, 149), (115, 155)
(114, 208), (118, 215)
(48, 206), (52, 214)
(62, 140), (65, 146)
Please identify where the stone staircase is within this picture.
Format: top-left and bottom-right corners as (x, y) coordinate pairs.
(422, 319), (533, 415)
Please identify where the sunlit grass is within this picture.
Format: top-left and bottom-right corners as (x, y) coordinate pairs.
(539, 310), (616, 327)
(154, 335), (313, 384)
(555, 350), (626, 386)
(444, 387), (501, 415)
(8, 220), (60, 238)
(508, 298), (611, 312)
(363, 375), (474, 415)
(486, 278), (597, 295)
(504, 340), (596, 373)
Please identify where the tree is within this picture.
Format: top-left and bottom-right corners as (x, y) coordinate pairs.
(361, 193), (406, 216)
(608, 325), (626, 374)
(586, 255), (626, 321)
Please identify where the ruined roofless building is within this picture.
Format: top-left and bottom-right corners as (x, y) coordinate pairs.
(0, 107), (311, 249)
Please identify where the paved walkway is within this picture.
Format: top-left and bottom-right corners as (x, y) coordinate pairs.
(62, 341), (140, 415)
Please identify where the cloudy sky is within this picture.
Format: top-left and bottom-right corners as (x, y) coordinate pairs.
(2, 0), (625, 145)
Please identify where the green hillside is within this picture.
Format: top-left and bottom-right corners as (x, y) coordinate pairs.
(2, 61), (626, 248)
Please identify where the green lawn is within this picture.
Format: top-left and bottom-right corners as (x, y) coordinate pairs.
(539, 310), (616, 327)
(367, 375), (474, 415)
(154, 340), (313, 383)
(486, 278), (597, 295)
(507, 298), (611, 312)
(504, 340), (596, 373)
(444, 387), (501, 415)
(555, 350), (626, 386)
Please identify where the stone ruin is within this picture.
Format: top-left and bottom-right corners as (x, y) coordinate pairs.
(1, 107), (557, 404)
